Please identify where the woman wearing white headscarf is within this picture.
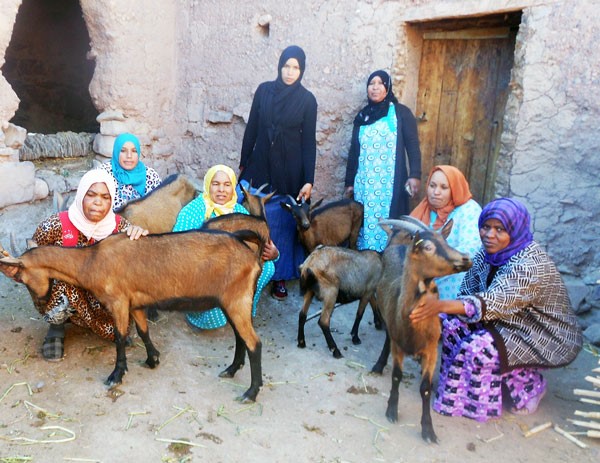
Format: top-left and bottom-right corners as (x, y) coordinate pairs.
(27, 169), (148, 361)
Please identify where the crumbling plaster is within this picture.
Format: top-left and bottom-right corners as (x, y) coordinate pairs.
(0, 0), (599, 287)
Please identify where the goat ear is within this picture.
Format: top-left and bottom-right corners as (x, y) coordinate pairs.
(440, 219), (454, 240)
(263, 191), (275, 203)
(240, 182), (250, 198)
(27, 239), (39, 250)
(310, 198), (324, 210)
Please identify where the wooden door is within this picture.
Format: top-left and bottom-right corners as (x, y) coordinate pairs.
(416, 28), (516, 204)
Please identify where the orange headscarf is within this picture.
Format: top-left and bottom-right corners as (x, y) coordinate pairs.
(410, 165), (472, 229)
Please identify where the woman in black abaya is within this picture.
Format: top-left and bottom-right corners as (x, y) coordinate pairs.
(239, 45), (318, 300)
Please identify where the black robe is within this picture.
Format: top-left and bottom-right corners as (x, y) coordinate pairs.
(240, 81), (318, 196)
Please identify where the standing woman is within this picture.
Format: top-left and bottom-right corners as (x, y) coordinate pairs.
(100, 133), (162, 211)
(410, 165), (482, 300)
(410, 198), (583, 421)
(239, 45), (318, 300)
(0, 170), (148, 361)
(345, 70), (422, 252)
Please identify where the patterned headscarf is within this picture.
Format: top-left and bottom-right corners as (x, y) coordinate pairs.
(478, 197), (533, 266)
(111, 133), (147, 196)
(410, 165), (473, 229)
(202, 165), (238, 220)
(68, 169), (117, 242)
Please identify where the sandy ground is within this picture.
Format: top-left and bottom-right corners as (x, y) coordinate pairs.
(0, 271), (599, 463)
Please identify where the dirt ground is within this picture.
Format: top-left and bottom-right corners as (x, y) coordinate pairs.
(0, 272), (598, 463)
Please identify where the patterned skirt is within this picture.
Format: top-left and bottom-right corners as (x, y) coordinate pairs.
(433, 315), (547, 421)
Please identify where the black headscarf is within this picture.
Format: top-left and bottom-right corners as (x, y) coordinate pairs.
(353, 70), (399, 127)
(266, 45), (308, 141)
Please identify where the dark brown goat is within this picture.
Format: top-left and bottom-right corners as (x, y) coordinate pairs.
(0, 229), (266, 403)
(280, 198), (363, 253)
(116, 174), (197, 233)
(298, 246), (382, 358)
(371, 216), (472, 443)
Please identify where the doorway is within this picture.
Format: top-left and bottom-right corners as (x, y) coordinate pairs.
(2, 0), (99, 134)
(413, 13), (521, 204)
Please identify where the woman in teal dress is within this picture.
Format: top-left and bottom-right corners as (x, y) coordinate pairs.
(173, 165), (278, 329)
(344, 70), (422, 252)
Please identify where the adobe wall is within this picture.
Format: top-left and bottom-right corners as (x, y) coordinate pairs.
(0, 0), (598, 302)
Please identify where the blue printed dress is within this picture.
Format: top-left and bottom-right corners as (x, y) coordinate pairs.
(427, 199), (482, 300)
(354, 104), (397, 252)
(172, 199), (275, 329)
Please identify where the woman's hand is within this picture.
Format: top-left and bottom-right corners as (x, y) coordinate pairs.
(410, 297), (465, 324)
(344, 186), (354, 199)
(297, 183), (313, 202)
(406, 178), (421, 197)
(262, 239), (279, 261)
(126, 225), (149, 240)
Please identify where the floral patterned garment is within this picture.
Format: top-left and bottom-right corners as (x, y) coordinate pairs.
(31, 213), (131, 341)
(99, 162), (162, 211)
(353, 103), (397, 252)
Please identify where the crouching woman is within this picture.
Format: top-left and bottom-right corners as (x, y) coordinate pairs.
(173, 164), (278, 329)
(410, 197), (582, 421)
(1, 169), (148, 361)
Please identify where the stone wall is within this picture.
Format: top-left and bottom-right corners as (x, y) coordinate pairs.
(0, 0), (598, 316)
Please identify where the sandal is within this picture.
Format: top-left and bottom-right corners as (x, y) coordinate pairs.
(510, 389), (546, 415)
(42, 336), (64, 362)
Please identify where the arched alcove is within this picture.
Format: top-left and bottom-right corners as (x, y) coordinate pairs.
(2, 0), (99, 134)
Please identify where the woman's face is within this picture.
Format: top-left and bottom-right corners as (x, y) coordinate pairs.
(82, 182), (112, 223)
(281, 58), (301, 86)
(480, 218), (511, 254)
(118, 141), (139, 171)
(427, 170), (452, 210)
(209, 170), (234, 205)
(367, 76), (388, 103)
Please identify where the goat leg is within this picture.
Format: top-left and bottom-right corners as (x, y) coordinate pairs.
(238, 341), (263, 403)
(297, 291), (314, 349)
(371, 296), (383, 330)
(386, 361), (403, 423)
(419, 343), (439, 443)
(219, 323), (247, 378)
(317, 296), (342, 358)
(350, 295), (370, 345)
(371, 330), (390, 374)
(131, 308), (160, 368)
(106, 331), (128, 386)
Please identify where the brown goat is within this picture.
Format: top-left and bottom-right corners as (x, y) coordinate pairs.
(371, 216), (472, 443)
(0, 229), (266, 403)
(280, 198), (363, 253)
(116, 174), (197, 233)
(239, 182), (275, 219)
(298, 246), (382, 358)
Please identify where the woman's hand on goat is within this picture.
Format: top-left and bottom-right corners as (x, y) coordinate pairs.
(410, 297), (465, 324)
(297, 183), (313, 202)
(126, 225), (149, 240)
(262, 239), (279, 261)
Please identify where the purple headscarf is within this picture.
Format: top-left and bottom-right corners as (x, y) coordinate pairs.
(478, 198), (533, 266)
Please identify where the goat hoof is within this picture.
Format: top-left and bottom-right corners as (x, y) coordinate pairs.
(371, 364), (384, 375)
(146, 355), (160, 369)
(385, 410), (398, 424)
(351, 336), (362, 345)
(332, 349), (343, 359)
(297, 340), (306, 349)
(237, 387), (259, 403)
(105, 369), (125, 387)
(422, 428), (438, 444)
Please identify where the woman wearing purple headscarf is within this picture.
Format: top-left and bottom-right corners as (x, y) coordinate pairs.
(411, 198), (582, 421)
(344, 70), (422, 252)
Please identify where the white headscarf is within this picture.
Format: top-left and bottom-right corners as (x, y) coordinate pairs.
(68, 169), (118, 242)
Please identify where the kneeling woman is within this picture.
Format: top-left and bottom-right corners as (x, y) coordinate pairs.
(410, 198), (582, 421)
(4, 169), (148, 361)
(173, 165), (278, 329)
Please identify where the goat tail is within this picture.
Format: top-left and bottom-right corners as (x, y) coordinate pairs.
(299, 267), (319, 295)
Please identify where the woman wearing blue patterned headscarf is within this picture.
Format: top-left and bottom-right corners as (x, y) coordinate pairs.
(99, 133), (162, 210)
(410, 197), (582, 422)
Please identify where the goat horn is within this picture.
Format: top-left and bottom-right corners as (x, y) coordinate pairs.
(397, 215), (429, 231)
(379, 219), (424, 235)
(286, 194), (297, 205)
(256, 183), (269, 194)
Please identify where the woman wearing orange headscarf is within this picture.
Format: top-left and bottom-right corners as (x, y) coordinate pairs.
(410, 165), (482, 299)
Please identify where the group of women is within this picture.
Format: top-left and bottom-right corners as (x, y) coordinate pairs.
(0, 45), (582, 424)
